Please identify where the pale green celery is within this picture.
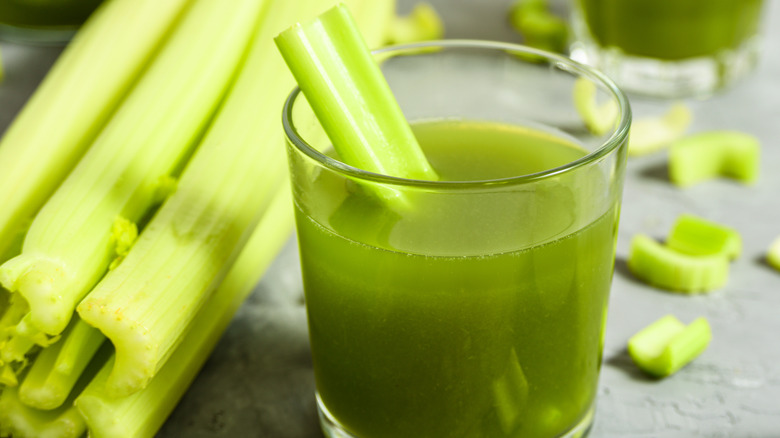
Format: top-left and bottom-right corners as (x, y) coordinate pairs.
(0, 0), (194, 264)
(667, 214), (741, 260)
(77, 0), (318, 398)
(2, 314), (52, 366)
(19, 318), (105, 410)
(573, 77), (618, 136)
(0, 0), (265, 338)
(768, 237), (780, 271)
(628, 103), (691, 157)
(275, 4), (439, 211)
(628, 315), (712, 377)
(669, 131), (760, 187)
(76, 183), (295, 438)
(509, 0), (568, 53)
(628, 234), (729, 293)
(385, 3), (444, 45)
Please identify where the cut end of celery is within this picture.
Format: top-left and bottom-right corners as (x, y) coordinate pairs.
(628, 102), (691, 157)
(669, 131), (760, 187)
(77, 300), (157, 397)
(628, 234), (729, 293)
(767, 237), (780, 271)
(628, 315), (711, 377)
(667, 214), (742, 260)
(573, 77), (618, 136)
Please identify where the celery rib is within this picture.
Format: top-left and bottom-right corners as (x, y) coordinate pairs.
(628, 315), (712, 377)
(77, 0), (313, 398)
(573, 77), (619, 136)
(0, 0), (265, 338)
(666, 214), (741, 260)
(275, 4), (439, 210)
(385, 3), (444, 45)
(669, 131), (760, 187)
(0, 0), (194, 264)
(768, 237), (780, 271)
(0, 385), (86, 438)
(627, 103), (692, 157)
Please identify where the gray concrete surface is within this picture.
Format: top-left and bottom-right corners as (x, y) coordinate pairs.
(1, 0), (779, 437)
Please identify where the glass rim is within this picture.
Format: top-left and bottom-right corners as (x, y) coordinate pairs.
(282, 39), (632, 189)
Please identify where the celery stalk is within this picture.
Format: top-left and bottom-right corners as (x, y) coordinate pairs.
(628, 315), (711, 377)
(19, 318), (105, 410)
(666, 214), (741, 260)
(0, 385), (86, 438)
(385, 3), (444, 45)
(768, 237), (780, 271)
(346, 0), (397, 48)
(669, 131), (760, 187)
(573, 77), (618, 136)
(627, 103), (691, 157)
(76, 0), (320, 398)
(0, 0), (266, 339)
(76, 184), (295, 438)
(275, 4), (439, 209)
(0, 0), (193, 264)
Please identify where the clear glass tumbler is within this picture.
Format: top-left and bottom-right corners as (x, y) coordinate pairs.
(283, 40), (631, 438)
(570, 0), (766, 98)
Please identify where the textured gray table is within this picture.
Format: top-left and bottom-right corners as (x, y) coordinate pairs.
(2, 1), (779, 437)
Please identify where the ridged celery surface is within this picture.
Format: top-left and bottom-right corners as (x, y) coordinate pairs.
(77, 0), (353, 399)
(628, 315), (712, 377)
(275, 3), (438, 210)
(76, 183), (295, 438)
(0, 0), (266, 340)
(0, 385), (86, 438)
(0, 0), (193, 264)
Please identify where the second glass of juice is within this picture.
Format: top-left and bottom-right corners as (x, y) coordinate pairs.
(283, 41), (631, 438)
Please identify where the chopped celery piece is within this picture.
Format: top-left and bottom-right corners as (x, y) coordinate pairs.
(385, 3), (444, 45)
(508, 0), (568, 53)
(77, 183), (296, 438)
(669, 131), (760, 187)
(667, 214), (741, 260)
(19, 318), (105, 410)
(0, 0), (264, 338)
(275, 4), (439, 209)
(0, 0), (193, 264)
(573, 77), (619, 136)
(628, 234), (728, 293)
(628, 103), (692, 157)
(492, 348), (529, 435)
(628, 315), (712, 377)
(77, 0), (320, 398)
(768, 237), (780, 271)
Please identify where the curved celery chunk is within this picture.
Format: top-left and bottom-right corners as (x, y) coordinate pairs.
(573, 77), (618, 136)
(275, 4), (439, 209)
(628, 234), (728, 293)
(628, 315), (712, 377)
(627, 103), (692, 157)
(667, 214), (741, 260)
(0, 0), (193, 264)
(669, 131), (760, 187)
(768, 237), (780, 271)
(0, 0), (264, 338)
(508, 0), (568, 53)
(385, 3), (444, 45)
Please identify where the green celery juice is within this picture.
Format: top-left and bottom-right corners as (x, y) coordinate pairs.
(296, 120), (617, 437)
(578, 0), (764, 60)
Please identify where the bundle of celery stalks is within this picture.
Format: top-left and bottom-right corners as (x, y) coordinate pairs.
(0, 0), (439, 436)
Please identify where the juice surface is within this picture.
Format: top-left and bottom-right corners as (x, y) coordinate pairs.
(578, 0), (764, 60)
(296, 121), (617, 437)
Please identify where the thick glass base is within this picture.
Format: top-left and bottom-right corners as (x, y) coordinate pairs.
(570, 38), (761, 99)
(317, 393), (596, 438)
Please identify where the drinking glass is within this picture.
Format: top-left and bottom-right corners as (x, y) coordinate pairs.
(283, 40), (631, 438)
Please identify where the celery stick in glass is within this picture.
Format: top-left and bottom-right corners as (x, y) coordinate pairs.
(0, 0), (193, 264)
(275, 4), (439, 209)
(628, 234), (729, 293)
(628, 315), (712, 377)
(0, 0), (265, 339)
(667, 214), (741, 260)
(627, 103), (691, 157)
(669, 131), (760, 187)
(77, 0), (321, 398)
